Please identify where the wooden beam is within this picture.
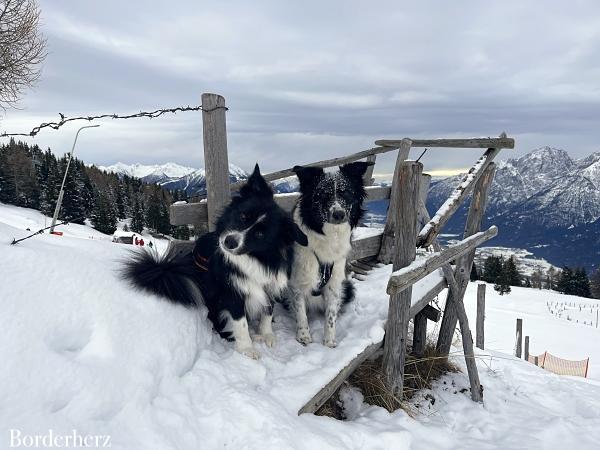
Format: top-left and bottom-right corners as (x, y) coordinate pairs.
(476, 284), (486, 350)
(419, 200), (484, 403)
(297, 275), (447, 415)
(412, 312), (427, 357)
(386, 226), (498, 295)
(378, 138), (412, 264)
(524, 336), (530, 362)
(436, 162), (497, 356)
(376, 137), (514, 149)
(382, 161), (422, 397)
(363, 154), (377, 186)
(421, 304), (441, 322)
(416, 143), (501, 248)
(516, 318), (523, 358)
(201, 93), (231, 231)
(170, 185), (391, 226)
(229, 145), (399, 191)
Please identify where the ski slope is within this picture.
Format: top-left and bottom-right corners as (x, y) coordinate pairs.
(1, 202), (600, 450)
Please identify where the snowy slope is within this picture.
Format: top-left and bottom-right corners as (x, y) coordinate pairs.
(2, 203), (600, 449)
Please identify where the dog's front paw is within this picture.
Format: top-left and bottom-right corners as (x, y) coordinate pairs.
(323, 338), (337, 348)
(296, 328), (312, 346)
(236, 345), (261, 360)
(254, 333), (277, 348)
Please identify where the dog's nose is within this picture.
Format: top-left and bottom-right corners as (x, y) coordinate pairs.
(332, 210), (346, 221)
(224, 235), (239, 250)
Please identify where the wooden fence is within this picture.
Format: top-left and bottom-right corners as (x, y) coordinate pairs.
(170, 93), (514, 411)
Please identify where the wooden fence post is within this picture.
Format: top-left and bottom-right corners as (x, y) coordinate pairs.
(382, 161), (422, 397)
(378, 138), (412, 264)
(516, 318), (523, 358)
(476, 283), (486, 349)
(412, 173), (432, 357)
(524, 336), (530, 361)
(436, 162), (496, 355)
(363, 154), (377, 186)
(202, 93), (231, 232)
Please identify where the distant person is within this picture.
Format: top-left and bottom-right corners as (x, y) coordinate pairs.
(148, 241), (153, 249)
(139, 238), (145, 247)
(134, 236), (139, 246)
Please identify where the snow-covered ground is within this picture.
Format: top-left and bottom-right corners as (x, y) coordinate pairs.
(1, 203), (600, 449)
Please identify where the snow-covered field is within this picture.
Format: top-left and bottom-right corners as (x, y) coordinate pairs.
(2, 202), (600, 450)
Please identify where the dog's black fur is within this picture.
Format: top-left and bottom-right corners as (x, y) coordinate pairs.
(123, 165), (307, 358)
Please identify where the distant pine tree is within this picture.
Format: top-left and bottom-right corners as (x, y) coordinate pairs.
(131, 198), (145, 233)
(504, 256), (522, 287)
(573, 267), (592, 298)
(91, 192), (117, 235)
(591, 268), (600, 299)
(494, 265), (511, 295)
(470, 263), (479, 281)
(483, 256), (503, 283)
(524, 277), (532, 288)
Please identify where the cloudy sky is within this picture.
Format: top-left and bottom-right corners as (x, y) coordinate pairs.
(1, 0), (600, 176)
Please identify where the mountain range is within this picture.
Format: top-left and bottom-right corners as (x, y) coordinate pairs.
(427, 147), (600, 270)
(99, 147), (600, 270)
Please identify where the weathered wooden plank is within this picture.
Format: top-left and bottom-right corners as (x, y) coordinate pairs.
(408, 278), (447, 318)
(436, 162), (496, 356)
(230, 146), (398, 191)
(476, 284), (486, 350)
(170, 185), (391, 226)
(386, 227), (498, 295)
(378, 138), (412, 264)
(524, 336), (530, 362)
(298, 275), (447, 415)
(202, 93), (231, 231)
(419, 200), (484, 402)
(421, 304), (442, 322)
(416, 143), (501, 248)
(516, 318), (523, 358)
(297, 341), (382, 415)
(363, 154), (377, 186)
(376, 137), (514, 149)
(412, 312), (427, 357)
(382, 161), (422, 397)
(349, 233), (383, 261)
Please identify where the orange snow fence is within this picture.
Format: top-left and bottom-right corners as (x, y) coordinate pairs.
(528, 352), (589, 378)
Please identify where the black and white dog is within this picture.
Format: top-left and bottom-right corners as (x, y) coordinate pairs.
(123, 165), (307, 359)
(289, 162), (372, 347)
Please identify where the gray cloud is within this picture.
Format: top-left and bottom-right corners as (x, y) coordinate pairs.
(1, 0), (599, 174)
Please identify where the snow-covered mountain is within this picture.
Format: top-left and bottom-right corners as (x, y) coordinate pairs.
(160, 164), (248, 196)
(98, 162), (196, 184)
(428, 147), (600, 269)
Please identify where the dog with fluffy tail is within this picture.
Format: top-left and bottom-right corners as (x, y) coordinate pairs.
(122, 164), (307, 359)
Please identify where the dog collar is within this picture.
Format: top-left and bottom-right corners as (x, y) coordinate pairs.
(193, 251), (210, 272)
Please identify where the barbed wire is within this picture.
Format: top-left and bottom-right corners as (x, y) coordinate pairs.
(0, 104), (228, 138)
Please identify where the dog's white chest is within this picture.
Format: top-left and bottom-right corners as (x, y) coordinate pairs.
(222, 251), (287, 317)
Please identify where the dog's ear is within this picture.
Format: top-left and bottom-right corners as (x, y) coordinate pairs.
(292, 165), (324, 190)
(240, 164), (273, 198)
(339, 161), (374, 182)
(281, 216), (308, 246)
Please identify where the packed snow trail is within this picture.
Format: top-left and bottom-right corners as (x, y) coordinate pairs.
(1, 203), (600, 449)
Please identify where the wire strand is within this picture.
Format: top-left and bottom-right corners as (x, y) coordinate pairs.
(0, 105), (227, 138)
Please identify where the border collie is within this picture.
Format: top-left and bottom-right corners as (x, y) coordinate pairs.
(289, 161), (372, 347)
(123, 165), (307, 359)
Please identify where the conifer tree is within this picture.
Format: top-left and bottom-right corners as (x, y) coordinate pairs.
(131, 197), (145, 233)
(591, 268), (600, 300)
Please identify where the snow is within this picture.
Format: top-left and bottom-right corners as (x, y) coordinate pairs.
(2, 203), (600, 449)
(98, 162), (196, 180)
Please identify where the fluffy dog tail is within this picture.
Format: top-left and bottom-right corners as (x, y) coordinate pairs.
(122, 244), (201, 307)
(341, 279), (356, 305)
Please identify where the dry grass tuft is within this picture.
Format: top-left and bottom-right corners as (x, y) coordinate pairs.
(316, 343), (458, 419)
